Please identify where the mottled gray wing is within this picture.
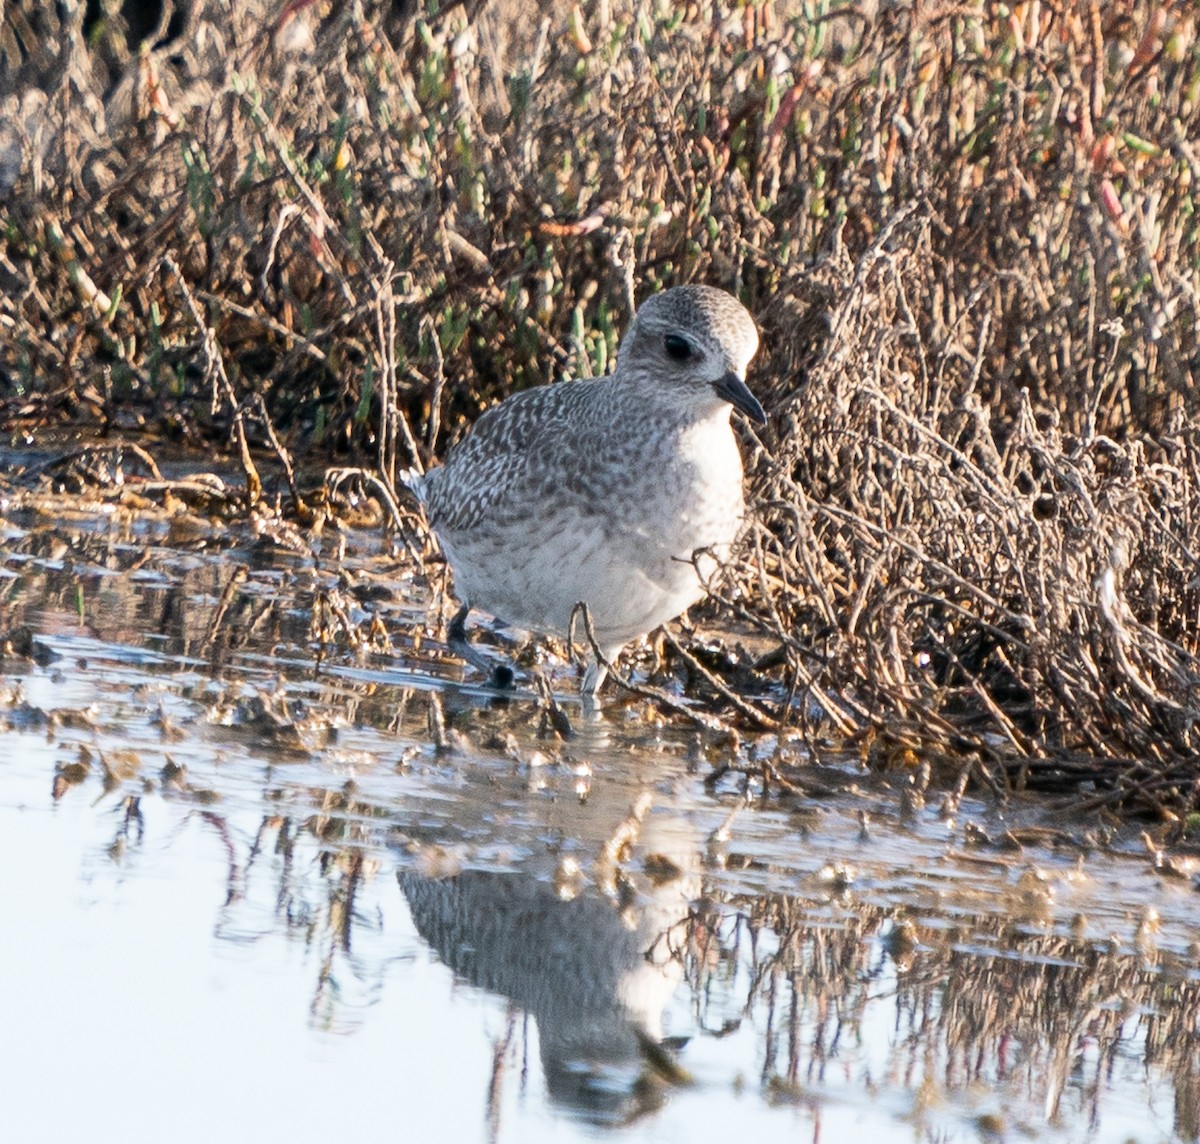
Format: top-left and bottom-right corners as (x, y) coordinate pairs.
(421, 376), (664, 537)
(420, 384), (583, 533)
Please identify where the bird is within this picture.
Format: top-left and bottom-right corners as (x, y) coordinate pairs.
(406, 284), (764, 696)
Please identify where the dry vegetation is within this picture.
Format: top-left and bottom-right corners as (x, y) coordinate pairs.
(1, 0), (1198, 807)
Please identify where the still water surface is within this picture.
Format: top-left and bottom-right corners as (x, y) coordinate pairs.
(2, 499), (1199, 1143)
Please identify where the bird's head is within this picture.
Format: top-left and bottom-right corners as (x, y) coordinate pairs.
(618, 285), (764, 423)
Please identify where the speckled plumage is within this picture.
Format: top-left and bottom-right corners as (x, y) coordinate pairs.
(408, 285), (763, 694)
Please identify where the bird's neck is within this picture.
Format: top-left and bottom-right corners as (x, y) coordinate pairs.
(605, 373), (731, 428)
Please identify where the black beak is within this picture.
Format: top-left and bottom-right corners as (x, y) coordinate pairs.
(713, 371), (766, 424)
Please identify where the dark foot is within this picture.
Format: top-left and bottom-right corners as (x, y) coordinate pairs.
(447, 602), (471, 645)
(448, 604), (516, 690)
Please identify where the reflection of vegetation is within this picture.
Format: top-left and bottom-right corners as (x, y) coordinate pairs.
(168, 748), (1200, 1140)
(195, 791), (395, 1033)
(687, 894), (1200, 1139)
(301, 786), (389, 1028)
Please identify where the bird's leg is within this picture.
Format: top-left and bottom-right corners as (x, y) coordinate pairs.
(581, 640), (624, 704)
(571, 603), (615, 704)
(448, 603), (515, 690)
(581, 656), (609, 698)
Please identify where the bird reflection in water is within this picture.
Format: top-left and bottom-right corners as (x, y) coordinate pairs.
(398, 799), (699, 1125)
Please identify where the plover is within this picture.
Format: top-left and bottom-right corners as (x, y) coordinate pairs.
(407, 285), (764, 695)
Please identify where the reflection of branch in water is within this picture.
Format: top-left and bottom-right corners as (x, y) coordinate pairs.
(105, 794), (145, 859)
(485, 1009), (520, 1144)
(194, 564), (251, 667)
(303, 788), (383, 1029)
(197, 809), (243, 906)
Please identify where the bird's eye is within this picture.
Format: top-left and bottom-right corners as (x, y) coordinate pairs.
(664, 334), (694, 362)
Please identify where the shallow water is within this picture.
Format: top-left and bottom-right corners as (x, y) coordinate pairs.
(3, 491), (1200, 1144)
